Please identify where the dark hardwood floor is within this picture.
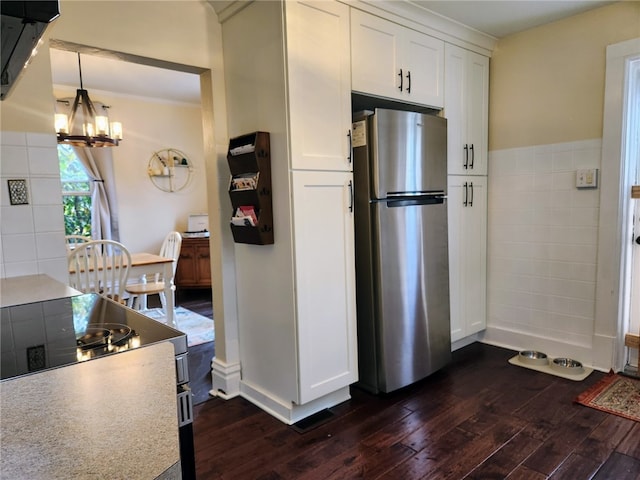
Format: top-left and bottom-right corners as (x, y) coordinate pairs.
(191, 343), (640, 480)
(176, 289), (216, 405)
(148, 289), (215, 405)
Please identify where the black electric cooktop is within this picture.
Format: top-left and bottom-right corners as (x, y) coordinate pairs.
(0, 293), (187, 381)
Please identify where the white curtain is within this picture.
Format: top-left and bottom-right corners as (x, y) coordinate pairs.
(73, 146), (120, 241)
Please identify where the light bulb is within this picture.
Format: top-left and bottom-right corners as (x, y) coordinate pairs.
(55, 114), (69, 134)
(111, 122), (123, 140)
(95, 116), (109, 136)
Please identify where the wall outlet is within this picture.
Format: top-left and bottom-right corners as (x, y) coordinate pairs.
(576, 168), (598, 189)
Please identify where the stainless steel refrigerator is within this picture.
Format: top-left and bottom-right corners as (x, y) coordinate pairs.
(352, 108), (451, 394)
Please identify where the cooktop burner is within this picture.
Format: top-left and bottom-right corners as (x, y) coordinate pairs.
(0, 293), (187, 381)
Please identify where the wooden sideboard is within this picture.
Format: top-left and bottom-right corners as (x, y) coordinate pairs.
(175, 237), (211, 289)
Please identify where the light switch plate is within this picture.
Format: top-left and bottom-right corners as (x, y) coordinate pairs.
(576, 168), (598, 189)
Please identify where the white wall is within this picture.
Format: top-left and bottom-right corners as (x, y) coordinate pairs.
(485, 2), (640, 369)
(484, 139), (601, 363)
(54, 86), (208, 254)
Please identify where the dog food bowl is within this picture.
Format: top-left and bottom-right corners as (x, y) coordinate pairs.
(551, 358), (584, 375)
(518, 350), (549, 366)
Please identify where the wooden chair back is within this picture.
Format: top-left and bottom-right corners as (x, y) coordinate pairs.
(68, 240), (131, 303)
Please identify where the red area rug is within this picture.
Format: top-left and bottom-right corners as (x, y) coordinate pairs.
(575, 371), (640, 422)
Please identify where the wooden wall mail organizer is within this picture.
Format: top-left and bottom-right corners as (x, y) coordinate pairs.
(227, 131), (273, 245)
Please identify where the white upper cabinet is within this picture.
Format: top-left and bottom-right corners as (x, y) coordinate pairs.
(285, 1), (352, 171)
(444, 43), (489, 175)
(351, 9), (444, 109)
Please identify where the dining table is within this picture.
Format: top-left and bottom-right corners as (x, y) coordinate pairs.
(68, 252), (177, 328)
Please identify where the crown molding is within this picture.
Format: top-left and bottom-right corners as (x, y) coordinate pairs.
(345, 0), (496, 55)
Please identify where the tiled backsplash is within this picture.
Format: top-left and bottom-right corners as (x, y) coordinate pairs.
(1, 131), (67, 282)
(487, 139), (601, 351)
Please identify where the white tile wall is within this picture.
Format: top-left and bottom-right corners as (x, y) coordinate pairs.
(0, 131), (67, 282)
(487, 139), (601, 349)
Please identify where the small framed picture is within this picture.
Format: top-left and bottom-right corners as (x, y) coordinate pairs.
(8, 179), (29, 205)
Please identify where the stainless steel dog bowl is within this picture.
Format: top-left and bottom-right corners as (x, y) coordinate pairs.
(518, 350), (549, 366)
(551, 358), (584, 374)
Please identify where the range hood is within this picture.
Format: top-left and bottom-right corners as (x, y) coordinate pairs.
(1, 1), (60, 100)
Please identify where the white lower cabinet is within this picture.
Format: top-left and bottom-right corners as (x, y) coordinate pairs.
(447, 175), (487, 343)
(291, 170), (358, 403)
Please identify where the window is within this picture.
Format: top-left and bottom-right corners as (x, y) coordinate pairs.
(58, 145), (92, 236)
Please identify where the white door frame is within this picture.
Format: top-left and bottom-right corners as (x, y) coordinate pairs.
(594, 38), (640, 371)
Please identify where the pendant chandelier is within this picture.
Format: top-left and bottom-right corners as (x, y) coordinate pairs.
(54, 53), (123, 147)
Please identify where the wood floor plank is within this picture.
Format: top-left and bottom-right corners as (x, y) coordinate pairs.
(506, 464), (548, 480)
(592, 452), (640, 480)
(617, 422), (640, 459)
(466, 431), (542, 479)
(548, 452), (600, 479)
(420, 417), (527, 479)
(573, 413), (635, 463)
(522, 406), (606, 475)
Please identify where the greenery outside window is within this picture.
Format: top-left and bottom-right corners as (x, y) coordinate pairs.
(58, 145), (92, 236)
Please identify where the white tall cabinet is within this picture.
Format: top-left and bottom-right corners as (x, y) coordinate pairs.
(447, 176), (487, 342)
(444, 43), (489, 345)
(221, 0), (357, 423)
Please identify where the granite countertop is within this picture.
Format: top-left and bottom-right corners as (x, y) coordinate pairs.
(0, 342), (181, 479)
(0, 274), (81, 307)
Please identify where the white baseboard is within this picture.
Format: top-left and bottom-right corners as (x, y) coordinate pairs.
(239, 381), (351, 425)
(480, 325), (609, 371)
(209, 357), (241, 399)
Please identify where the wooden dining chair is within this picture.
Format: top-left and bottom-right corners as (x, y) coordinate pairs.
(125, 231), (182, 313)
(65, 234), (91, 253)
(68, 239), (132, 303)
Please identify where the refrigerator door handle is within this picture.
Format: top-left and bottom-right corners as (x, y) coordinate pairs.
(385, 195), (446, 208)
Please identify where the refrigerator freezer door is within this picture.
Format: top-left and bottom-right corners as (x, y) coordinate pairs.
(370, 109), (447, 198)
(371, 198), (451, 392)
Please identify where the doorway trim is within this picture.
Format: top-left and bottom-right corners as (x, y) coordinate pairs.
(594, 37), (640, 371)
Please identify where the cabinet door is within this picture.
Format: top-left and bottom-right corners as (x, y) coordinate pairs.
(444, 44), (489, 175)
(447, 176), (487, 343)
(194, 242), (211, 286)
(286, 1), (352, 171)
(291, 170), (357, 403)
(351, 9), (444, 108)
(466, 51), (489, 175)
(403, 28), (444, 108)
(175, 243), (197, 287)
(444, 44), (467, 175)
(351, 9), (402, 102)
